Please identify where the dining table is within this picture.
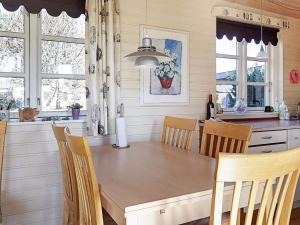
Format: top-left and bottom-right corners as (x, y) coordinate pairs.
(91, 142), (262, 225)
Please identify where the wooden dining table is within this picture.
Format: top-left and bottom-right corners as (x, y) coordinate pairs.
(91, 142), (262, 225)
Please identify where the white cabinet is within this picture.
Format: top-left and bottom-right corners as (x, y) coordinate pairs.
(250, 130), (287, 146)
(249, 130), (288, 153)
(288, 129), (300, 149)
(287, 129), (300, 202)
(249, 143), (287, 153)
(250, 129), (300, 202)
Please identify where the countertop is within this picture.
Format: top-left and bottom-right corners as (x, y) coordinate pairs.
(200, 119), (300, 132)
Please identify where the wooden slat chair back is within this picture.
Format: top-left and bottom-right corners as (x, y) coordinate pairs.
(210, 148), (300, 225)
(0, 121), (7, 225)
(161, 116), (197, 151)
(52, 125), (78, 225)
(200, 120), (253, 157)
(64, 130), (104, 225)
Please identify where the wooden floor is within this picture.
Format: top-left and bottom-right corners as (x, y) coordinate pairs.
(103, 208), (300, 225)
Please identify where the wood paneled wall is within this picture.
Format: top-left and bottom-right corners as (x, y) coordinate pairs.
(3, 1), (300, 225)
(226, 0), (300, 19)
(280, 18), (300, 114)
(120, 0), (216, 144)
(2, 122), (86, 225)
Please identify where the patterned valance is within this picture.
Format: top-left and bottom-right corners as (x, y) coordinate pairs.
(217, 18), (280, 46)
(0, 0), (85, 18)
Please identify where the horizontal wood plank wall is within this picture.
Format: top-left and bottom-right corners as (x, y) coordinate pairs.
(281, 18), (300, 115)
(226, 0), (300, 19)
(2, 122), (86, 225)
(3, 1), (300, 225)
(120, 0), (217, 149)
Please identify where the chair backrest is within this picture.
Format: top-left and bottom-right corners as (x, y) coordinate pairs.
(210, 148), (300, 225)
(0, 121), (7, 181)
(51, 125), (78, 224)
(200, 120), (253, 157)
(0, 121), (7, 223)
(161, 116), (197, 151)
(65, 130), (104, 225)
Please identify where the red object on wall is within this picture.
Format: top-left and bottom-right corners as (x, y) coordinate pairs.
(159, 77), (174, 89)
(290, 69), (300, 84)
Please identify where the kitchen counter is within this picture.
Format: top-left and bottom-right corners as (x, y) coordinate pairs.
(226, 119), (300, 132)
(199, 119), (300, 132)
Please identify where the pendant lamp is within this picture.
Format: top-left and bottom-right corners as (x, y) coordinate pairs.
(124, 0), (171, 67)
(257, 0), (268, 59)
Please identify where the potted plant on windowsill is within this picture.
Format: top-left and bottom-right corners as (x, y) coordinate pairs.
(0, 98), (17, 121)
(68, 103), (83, 120)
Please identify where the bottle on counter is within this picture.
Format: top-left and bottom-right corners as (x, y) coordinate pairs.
(274, 97), (279, 112)
(207, 94), (215, 120)
(279, 101), (288, 120)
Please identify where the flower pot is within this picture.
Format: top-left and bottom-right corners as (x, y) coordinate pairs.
(159, 77), (174, 89)
(0, 110), (10, 121)
(72, 109), (81, 120)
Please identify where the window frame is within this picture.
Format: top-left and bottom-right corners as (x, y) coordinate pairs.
(0, 8), (30, 114)
(36, 12), (86, 117)
(0, 7), (87, 118)
(216, 38), (272, 112)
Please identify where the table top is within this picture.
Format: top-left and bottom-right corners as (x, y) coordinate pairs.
(91, 142), (215, 212)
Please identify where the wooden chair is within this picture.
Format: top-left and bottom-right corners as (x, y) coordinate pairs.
(210, 148), (300, 225)
(161, 116), (198, 151)
(52, 125), (79, 225)
(200, 120), (253, 158)
(0, 121), (7, 225)
(64, 130), (104, 225)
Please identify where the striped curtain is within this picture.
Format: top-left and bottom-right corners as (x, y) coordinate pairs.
(85, 0), (121, 136)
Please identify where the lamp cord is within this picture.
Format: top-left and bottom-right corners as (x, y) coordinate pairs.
(145, 0), (149, 37)
(260, 0), (263, 43)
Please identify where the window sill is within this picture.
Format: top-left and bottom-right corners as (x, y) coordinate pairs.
(215, 112), (279, 120)
(7, 119), (86, 126)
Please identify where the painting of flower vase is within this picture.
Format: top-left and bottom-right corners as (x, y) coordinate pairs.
(150, 39), (182, 95)
(140, 26), (189, 106)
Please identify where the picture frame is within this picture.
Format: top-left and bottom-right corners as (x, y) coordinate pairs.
(140, 26), (189, 106)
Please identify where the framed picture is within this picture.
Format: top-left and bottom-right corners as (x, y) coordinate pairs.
(140, 26), (189, 106)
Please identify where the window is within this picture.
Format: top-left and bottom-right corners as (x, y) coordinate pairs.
(216, 37), (272, 111)
(0, 4), (86, 116)
(0, 5), (28, 110)
(39, 10), (86, 112)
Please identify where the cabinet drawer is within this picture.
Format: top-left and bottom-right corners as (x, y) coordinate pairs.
(248, 143), (287, 154)
(288, 129), (300, 149)
(250, 130), (287, 146)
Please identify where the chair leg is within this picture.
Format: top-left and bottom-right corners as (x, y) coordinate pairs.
(237, 209), (241, 225)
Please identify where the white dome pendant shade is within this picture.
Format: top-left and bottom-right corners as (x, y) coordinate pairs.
(125, 37), (171, 68)
(257, 44), (268, 59)
(256, 0), (268, 59)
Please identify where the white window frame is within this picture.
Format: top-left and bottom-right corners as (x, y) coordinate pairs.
(0, 8), (86, 118)
(36, 13), (86, 117)
(0, 9), (30, 117)
(216, 38), (273, 112)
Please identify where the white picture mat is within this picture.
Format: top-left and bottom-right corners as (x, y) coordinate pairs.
(140, 25), (190, 106)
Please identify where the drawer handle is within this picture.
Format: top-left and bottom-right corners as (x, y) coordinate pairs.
(261, 136), (273, 140)
(262, 150), (273, 153)
(160, 209), (166, 214)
